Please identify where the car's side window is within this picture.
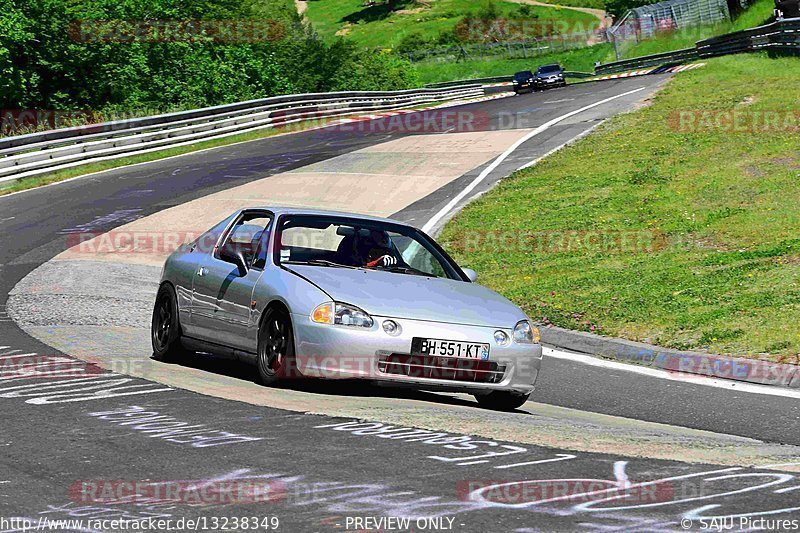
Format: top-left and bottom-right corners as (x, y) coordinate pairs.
(217, 213), (272, 269)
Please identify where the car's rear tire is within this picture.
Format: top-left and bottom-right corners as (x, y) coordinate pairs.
(474, 391), (531, 411)
(151, 284), (187, 361)
(257, 307), (296, 386)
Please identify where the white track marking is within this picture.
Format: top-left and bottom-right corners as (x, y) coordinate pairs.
(422, 87), (646, 233)
(614, 461), (629, 486)
(544, 347), (800, 399)
(516, 119), (607, 171)
(761, 462), (800, 469)
(494, 453), (576, 469)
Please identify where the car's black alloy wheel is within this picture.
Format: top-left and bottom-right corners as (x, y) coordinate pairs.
(151, 284), (186, 361)
(258, 308), (295, 385)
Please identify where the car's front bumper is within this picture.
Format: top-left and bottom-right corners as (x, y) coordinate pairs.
(290, 313), (542, 395)
(536, 77), (565, 88)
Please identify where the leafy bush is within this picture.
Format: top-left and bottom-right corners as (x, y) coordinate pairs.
(331, 49), (420, 91)
(0, 0), (420, 123)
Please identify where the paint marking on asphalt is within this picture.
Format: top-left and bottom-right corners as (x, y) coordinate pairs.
(516, 119), (607, 171)
(544, 347), (800, 399)
(422, 87), (646, 233)
(762, 462), (800, 469)
(614, 461), (629, 486)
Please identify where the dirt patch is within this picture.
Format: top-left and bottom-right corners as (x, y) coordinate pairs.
(395, 7), (426, 15)
(744, 164), (766, 178)
(770, 155), (800, 169)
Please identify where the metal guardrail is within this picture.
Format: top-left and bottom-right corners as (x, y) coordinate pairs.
(564, 71), (597, 79)
(597, 17), (800, 74)
(426, 76), (514, 88)
(0, 85), (483, 184)
(595, 47), (699, 74)
(425, 71), (595, 89)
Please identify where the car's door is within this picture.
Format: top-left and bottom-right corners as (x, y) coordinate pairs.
(190, 211), (273, 351)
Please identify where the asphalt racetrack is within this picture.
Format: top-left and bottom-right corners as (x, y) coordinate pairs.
(1, 77), (799, 532)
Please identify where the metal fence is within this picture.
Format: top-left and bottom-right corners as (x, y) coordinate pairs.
(596, 17), (800, 73)
(607, 0), (736, 59)
(0, 85), (483, 184)
(404, 32), (600, 63)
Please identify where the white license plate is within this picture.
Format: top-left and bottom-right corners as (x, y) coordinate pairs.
(411, 338), (490, 360)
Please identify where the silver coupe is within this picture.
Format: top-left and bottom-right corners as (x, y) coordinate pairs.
(151, 207), (543, 410)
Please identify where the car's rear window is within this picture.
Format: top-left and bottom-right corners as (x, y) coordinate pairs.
(514, 71), (533, 79)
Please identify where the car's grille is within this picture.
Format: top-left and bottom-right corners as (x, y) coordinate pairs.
(378, 354), (506, 384)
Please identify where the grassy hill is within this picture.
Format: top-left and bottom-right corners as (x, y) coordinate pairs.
(412, 0), (775, 85)
(441, 53), (800, 363)
(303, 0), (600, 49)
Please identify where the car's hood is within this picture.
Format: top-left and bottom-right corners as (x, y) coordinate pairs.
(285, 265), (526, 328)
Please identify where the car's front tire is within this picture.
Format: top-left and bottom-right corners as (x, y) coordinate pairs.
(151, 284), (187, 361)
(474, 391), (531, 411)
(257, 307), (296, 386)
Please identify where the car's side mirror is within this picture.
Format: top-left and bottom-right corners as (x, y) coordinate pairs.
(462, 268), (478, 283)
(220, 246), (248, 276)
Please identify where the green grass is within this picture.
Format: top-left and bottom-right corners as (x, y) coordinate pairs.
(304, 0), (598, 49)
(413, 43), (612, 84)
(440, 54), (800, 364)
(620, 0), (774, 59)
(411, 0), (773, 85)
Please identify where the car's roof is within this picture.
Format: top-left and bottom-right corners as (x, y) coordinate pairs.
(243, 206), (408, 226)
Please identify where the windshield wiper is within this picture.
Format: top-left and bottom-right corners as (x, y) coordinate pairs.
(284, 259), (357, 269)
(380, 265), (431, 277)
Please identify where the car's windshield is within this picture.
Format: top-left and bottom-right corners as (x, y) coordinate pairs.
(514, 71), (533, 79)
(275, 215), (464, 280)
(537, 65), (561, 74)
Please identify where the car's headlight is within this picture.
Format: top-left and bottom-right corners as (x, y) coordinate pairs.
(513, 320), (540, 344)
(311, 302), (373, 328)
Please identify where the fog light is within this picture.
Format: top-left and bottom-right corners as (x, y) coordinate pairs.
(494, 330), (510, 345)
(382, 320), (401, 336)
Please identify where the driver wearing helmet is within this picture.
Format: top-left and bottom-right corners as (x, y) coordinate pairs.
(358, 229), (398, 268)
